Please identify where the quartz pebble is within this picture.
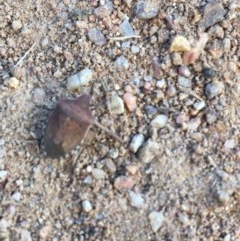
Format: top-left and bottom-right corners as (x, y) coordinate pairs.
(150, 114), (168, 129)
(148, 211), (164, 232)
(120, 20), (135, 36)
(92, 168), (106, 180)
(114, 56), (129, 69)
(205, 81), (224, 99)
(131, 45), (140, 53)
(12, 20), (22, 30)
(114, 176), (135, 190)
(129, 134), (144, 153)
(178, 66), (191, 77)
(123, 92), (137, 112)
(20, 229), (32, 241)
(87, 28), (106, 46)
(134, 0), (159, 20)
(107, 94), (125, 115)
(170, 36), (191, 52)
(67, 68), (93, 91)
(138, 139), (159, 163)
(0, 170), (8, 181)
(4, 77), (19, 88)
(198, 2), (226, 31)
(12, 192), (21, 202)
(128, 191), (144, 208)
(193, 101), (206, 111)
(82, 200), (93, 212)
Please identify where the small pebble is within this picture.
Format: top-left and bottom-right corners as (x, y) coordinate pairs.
(4, 77), (19, 88)
(198, 2), (226, 31)
(138, 139), (159, 163)
(178, 76), (192, 89)
(122, 41), (130, 48)
(103, 158), (116, 173)
(148, 211), (164, 232)
(82, 200), (93, 212)
(92, 168), (106, 179)
(205, 108), (218, 124)
(108, 148), (119, 159)
(131, 45), (140, 53)
(202, 67), (216, 78)
(129, 134), (144, 153)
(114, 176), (135, 190)
(156, 79), (166, 88)
(94, 3), (113, 19)
(12, 192), (21, 202)
(222, 38), (231, 52)
(134, 0), (159, 20)
(32, 88), (46, 105)
(187, 117), (201, 131)
(144, 105), (158, 118)
(128, 191), (144, 208)
(151, 56), (163, 79)
(170, 36), (191, 52)
(150, 114), (168, 129)
(193, 101), (206, 111)
(20, 229), (32, 241)
(171, 52), (182, 66)
(224, 139), (236, 149)
(0, 170), (8, 181)
(114, 55), (129, 69)
(12, 20), (22, 30)
(123, 92), (137, 112)
(83, 175), (92, 185)
(67, 68), (93, 91)
(107, 94), (125, 115)
(87, 28), (106, 46)
(120, 20), (135, 36)
(183, 33), (209, 65)
(205, 81), (224, 99)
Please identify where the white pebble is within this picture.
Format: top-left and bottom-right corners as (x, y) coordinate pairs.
(0, 170), (8, 181)
(12, 192), (21, 202)
(131, 45), (140, 53)
(193, 101), (206, 111)
(148, 211), (164, 232)
(20, 229), (32, 241)
(224, 139), (236, 149)
(129, 134), (144, 153)
(128, 191), (144, 208)
(67, 68), (93, 91)
(82, 200), (93, 212)
(150, 114), (168, 129)
(114, 56), (129, 69)
(12, 20), (22, 30)
(108, 94), (125, 115)
(156, 79), (166, 88)
(138, 139), (159, 163)
(92, 168), (106, 179)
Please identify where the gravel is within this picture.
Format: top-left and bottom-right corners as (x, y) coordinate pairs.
(0, 0), (239, 240)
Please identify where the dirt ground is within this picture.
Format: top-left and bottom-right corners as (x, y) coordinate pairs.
(0, 0), (240, 240)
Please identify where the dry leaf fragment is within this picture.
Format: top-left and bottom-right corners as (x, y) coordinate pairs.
(44, 93), (122, 158)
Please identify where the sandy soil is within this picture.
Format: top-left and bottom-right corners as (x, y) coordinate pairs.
(0, 0), (239, 240)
